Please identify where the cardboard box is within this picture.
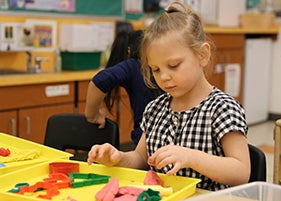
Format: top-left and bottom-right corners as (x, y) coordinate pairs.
(240, 13), (275, 28)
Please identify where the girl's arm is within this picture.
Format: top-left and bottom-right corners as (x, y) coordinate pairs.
(188, 132), (250, 186)
(148, 132), (250, 186)
(117, 133), (149, 169)
(88, 133), (149, 170)
(85, 81), (107, 128)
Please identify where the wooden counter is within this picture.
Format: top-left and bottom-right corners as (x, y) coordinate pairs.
(204, 25), (280, 34)
(0, 69), (100, 87)
(132, 19), (280, 34)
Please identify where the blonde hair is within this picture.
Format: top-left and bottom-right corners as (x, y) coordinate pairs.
(141, 1), (215, 88)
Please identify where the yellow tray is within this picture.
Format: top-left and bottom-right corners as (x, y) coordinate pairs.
(0, 133), (72, 175)
(0, 159), (201, 201)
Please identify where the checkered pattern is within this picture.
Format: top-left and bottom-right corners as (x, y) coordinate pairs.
(140, 87), (247, 191)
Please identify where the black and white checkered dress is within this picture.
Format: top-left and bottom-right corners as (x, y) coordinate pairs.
(140, 87), (248, 191)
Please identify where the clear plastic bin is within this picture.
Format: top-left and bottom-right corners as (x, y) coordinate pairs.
(187, 182), (281, 201)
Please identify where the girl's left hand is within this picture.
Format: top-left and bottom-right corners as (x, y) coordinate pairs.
(147, 145), (189, 176)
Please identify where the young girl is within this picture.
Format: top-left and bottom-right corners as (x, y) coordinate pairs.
(87, 1), (250, 191)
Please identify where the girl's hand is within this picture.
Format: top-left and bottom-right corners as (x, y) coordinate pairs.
(87, 143), (121, 166)
(147, 145), (189, 176)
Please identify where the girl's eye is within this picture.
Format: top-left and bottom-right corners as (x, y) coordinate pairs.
(169, 63), (179, 68)
(151, 68), (159, 73)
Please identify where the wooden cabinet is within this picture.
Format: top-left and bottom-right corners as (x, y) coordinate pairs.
(77, 80), (89, 115)
(0, 110), (17, 136)
(207, 34), (245, 103)
(19, 103), (74, 144)
(117, 88), (134, 143)
(77, 80), (133, 144)
(0, 82), (75, 144)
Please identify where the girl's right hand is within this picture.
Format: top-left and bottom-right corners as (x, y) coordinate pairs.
(87, 143), (121, 166)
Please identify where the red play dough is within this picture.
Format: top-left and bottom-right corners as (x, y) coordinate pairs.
(144, 170), (164, 186)
(95, 177), (119, 201)
(118, 186), (144, 196)
(114, 194), (137, 201)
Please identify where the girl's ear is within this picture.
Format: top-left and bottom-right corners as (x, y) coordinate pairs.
(199, 43), (211, 67)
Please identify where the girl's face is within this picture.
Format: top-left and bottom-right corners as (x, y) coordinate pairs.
(147, 32), (207, 100)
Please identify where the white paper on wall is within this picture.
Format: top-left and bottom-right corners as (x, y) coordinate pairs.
(224, 63), (241, 97)
(125, 0), (143, 13)
(91, 22), (115, 52)
(59, 22), (114, 52)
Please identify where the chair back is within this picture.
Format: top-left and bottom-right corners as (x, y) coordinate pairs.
(248, 144), (267, 182)
(44, 113), (119, 161)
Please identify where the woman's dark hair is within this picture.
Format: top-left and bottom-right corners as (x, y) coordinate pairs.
(104, 30), (144, 114)
(105, 31), (130, 70)
(128, 30), (143, 60)
(104, 31), (130, 113)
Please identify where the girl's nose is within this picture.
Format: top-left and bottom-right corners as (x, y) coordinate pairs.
(160, 71), (171, 81)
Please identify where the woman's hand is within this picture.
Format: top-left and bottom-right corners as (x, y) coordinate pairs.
(87, 143), (121, 166)
(88, 108), (107, 128)
(147, 145), (190, 176)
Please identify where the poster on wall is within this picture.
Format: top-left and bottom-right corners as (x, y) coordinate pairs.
(23, 19), (57, 51)
(8, 0), (75, 12)
(0, 0), (8, 9)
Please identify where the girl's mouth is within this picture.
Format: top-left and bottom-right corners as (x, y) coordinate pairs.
(165, 86), (176, 91)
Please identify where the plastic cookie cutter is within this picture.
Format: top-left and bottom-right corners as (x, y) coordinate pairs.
(69, 173), (110, 188)
(17, 181), (60, 200)
(43, 173), (72, 189)
(137, 188), (161, 201)
(49, 162), (79, 175)
(8, 182), (29, 193)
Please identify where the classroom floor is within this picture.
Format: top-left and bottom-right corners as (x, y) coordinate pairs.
(247, 120), (276, 183)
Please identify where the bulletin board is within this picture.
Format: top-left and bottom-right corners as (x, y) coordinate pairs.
(75, 1), (123, 17)
(2, 0), (124, 18)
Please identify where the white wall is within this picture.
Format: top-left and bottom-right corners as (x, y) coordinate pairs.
(244, 38), (272, 124)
